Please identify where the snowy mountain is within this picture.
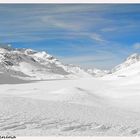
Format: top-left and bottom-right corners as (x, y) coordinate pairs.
(1, 46), (140, 136)
(2, 45), (140, 81)
(110, 53), (140, 77)
(0, 45), (94, 80)
(86, 68), (109, 77)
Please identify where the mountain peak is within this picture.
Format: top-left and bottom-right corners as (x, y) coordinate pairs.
(126, 53), (140, 61)
(0, 46), (96, 80)
(111, 53), (140, 73)
(24, 49), (37, 55)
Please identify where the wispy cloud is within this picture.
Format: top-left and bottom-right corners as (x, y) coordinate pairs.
(41, 16), (84, 31)
(0, 4), (140, 69)
(133, 43), (140, 49)
(90, 33), (107, 43)
(57, 46), (131, 69)
(58, 53), (120, 70)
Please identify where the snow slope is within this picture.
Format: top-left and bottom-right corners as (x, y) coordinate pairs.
(1, 47), (140, 136)
(111, 53), (140, 77)
(0, 77), (140, 136)
(0, 46), (93, 80)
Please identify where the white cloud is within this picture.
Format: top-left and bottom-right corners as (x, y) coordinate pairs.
(133, 43), (140, 49)
(90, 33), (107, 43)
(41, 16), (84, 31)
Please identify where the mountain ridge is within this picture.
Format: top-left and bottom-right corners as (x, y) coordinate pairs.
(0, 45), (94, 80)
(1, 45), (140, 80)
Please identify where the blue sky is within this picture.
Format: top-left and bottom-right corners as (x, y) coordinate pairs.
(0, 4), (140, 69)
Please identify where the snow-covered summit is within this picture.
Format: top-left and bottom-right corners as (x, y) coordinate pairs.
(112, 53), (140, 73)
(109, 53), (140, 77)
(0, 45), (94, 80)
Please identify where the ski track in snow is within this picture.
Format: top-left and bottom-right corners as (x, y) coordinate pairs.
(0, 78), (140, 136)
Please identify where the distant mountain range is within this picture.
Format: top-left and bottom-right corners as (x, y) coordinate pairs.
(0, 45), (140, 81)
(0, 45), (100, 80)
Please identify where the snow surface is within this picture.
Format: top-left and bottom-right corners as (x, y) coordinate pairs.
(86, 68), (109, 77)
(0, 77), (140, 136)
(1, 47), (140, 136)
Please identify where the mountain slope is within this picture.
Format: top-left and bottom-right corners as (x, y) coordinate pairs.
(111, 53), (140, 77)
(0, 46), (93, 80)
(86, 68), (109, 77)
(101, 53), (140, 82)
